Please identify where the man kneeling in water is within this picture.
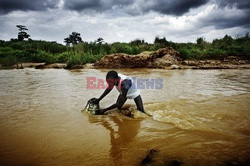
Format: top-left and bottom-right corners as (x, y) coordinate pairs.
(94, 70), (145, 114)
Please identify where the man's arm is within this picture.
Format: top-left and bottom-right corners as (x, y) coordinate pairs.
(121, 79), (132, 97)
(96, 82), (114, 102)
(99, 79), (131, 114)
(98, 87), (112, 101)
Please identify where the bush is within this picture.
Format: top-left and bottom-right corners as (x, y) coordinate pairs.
(66, 54), (82, 68)
(1, 33), (250, 66)
(0, 56), (17, 66)
(178, 46), (205, 60)
(55, 53), (70, 63)
(111, 42), (134, 54)
(66, 53), (104, 68)
(26, 50), (54, 63)
(203, 49), (226, 59)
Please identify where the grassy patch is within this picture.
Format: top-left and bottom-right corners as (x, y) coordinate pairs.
(0, 33), (249, 67)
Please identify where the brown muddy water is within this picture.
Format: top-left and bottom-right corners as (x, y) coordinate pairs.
(0, 68), (250, 166)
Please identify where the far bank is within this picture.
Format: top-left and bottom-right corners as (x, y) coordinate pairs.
(1, 47), (249, 70)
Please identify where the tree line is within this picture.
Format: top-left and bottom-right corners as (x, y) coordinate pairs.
(0, 25), (249, 68)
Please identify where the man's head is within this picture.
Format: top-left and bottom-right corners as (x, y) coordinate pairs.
(106, 70), (118, 86)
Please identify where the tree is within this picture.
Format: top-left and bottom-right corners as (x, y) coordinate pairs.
(154, 37), (169, 45)
(64, 37), (71, 46)
(222, 35), (233, 46)
(196, 37), (205, 45)
(130, 39), (145, 45)
(64, 32), (83, 55)
(70, 32), (82, 45)
(16, 25), (30, 41)
(64, 32), (83, 46)
(95, 37), (104, 44)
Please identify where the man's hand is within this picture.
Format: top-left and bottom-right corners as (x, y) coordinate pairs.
(98, 109), (106, 115)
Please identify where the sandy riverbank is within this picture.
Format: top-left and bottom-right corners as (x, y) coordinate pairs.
(0, 62), (93, 70)
(1, 47), (249, 70)
(1, 61), (250, 70)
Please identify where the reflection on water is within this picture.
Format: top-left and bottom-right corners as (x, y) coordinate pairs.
(0, 68), (250, 165)
(87, 113), (141, 165)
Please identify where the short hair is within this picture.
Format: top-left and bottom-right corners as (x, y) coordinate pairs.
(106, 70), (118, 80)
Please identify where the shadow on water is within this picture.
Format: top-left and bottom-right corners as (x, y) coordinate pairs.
(86, 111), (141, 165)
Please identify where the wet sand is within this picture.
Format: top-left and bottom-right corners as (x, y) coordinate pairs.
(0, 68), (250, 165)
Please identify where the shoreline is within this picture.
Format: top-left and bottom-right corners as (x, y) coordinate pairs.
(1, 61), (250, 70)
(1, 47), (249, 70)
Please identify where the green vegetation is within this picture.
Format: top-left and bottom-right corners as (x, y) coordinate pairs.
(0, 40), (67, 66)
(0, 25), (249, 68)
(177, 34), (250, 60)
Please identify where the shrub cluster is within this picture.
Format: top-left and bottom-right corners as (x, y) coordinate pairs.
(0, 33), (249, 68)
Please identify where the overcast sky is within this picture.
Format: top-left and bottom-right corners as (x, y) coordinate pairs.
(0, 0), (249, 44)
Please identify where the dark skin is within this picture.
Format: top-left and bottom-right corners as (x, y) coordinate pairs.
(94, 77), (145, 114)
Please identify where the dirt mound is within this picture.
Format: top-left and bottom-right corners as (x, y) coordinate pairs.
(94, 47), (181, 68)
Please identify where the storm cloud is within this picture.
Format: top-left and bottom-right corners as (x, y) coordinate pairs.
(0, 0), (249, 43)
(63, 0), (210, 16)
(0, 0), (60, 14)
(216, 0), (250, 10)
(64, 0), (134, 12)
(137, 0), (210, 16)
(205, 0), (250, 28)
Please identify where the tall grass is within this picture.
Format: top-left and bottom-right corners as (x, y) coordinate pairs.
(66, 53), (103, 68)
(0, 33), (249, 68)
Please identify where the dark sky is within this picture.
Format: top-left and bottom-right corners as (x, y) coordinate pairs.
(0, 0), (249, 43)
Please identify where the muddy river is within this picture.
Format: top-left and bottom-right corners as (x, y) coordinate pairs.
(0, 68), (249, 165)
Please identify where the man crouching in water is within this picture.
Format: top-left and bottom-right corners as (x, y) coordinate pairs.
(94, 70), (146, 114)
